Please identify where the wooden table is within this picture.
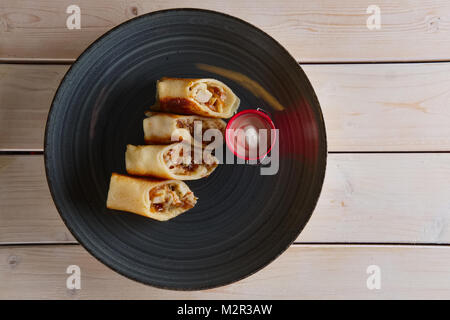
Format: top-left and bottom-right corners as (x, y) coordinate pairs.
(1, 0), (450, 299)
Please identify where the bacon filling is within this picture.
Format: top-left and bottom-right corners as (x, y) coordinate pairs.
(149, 183), (196, 213)
(176, 118), (225, 144)
(190, 83), (226, 113)
(163, 144), (217, 175)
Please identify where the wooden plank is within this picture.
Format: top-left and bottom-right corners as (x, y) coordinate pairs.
(2, 63), (450, 152)
(299, 153), (450, 243)
(303, 63), (450, 152)
(0, 64), (68, 151)
(2, 154), (450, 244)
(0, 155), (76, 243)
(1, 0), (450, 62)
(1, 244), (450, 299)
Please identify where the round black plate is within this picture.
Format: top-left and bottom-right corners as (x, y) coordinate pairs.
(45, 9), (327, 290)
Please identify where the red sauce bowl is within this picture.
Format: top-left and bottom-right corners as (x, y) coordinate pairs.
(225, 109), (277, 161)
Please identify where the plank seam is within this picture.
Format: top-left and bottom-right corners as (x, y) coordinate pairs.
(3, 151), (450, 154)
(2, 242), (450, 247)
(328, 151), (450, 154)
(2, 60), (450, 66)
(0, 151), (44, 155)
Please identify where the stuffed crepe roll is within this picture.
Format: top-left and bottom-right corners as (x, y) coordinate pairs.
(151, 77), (240, 118)
(106, 173), (197, 221)
(125, 143), (218, 180)
(143, 112), (226, 146)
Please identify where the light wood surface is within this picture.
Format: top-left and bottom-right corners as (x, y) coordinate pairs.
(2, 154), (450, 244)
(1, 244), (450, 299)
(0, 64), (67, 151)
(1, 0), (450, 62)
(304, 63), (450, 152)
(2, 1), (450, 299)
(0, 156), (76, 244)
(2, 63), (450, 151)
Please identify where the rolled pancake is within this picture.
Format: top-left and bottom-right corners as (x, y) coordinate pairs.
(126, 143), (218, 180)
(151, 77), (240, 118)
(106, 173), (197, 221)
(143, 112), (226, 145)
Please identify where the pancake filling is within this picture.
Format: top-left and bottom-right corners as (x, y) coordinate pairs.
(149, 183), (196, 213)
(163, 143), (217, 175)
(190, 83), (226, 113)
(176, 118), (225, 143)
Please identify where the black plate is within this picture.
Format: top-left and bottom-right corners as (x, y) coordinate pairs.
(45, 9), (327, 290)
